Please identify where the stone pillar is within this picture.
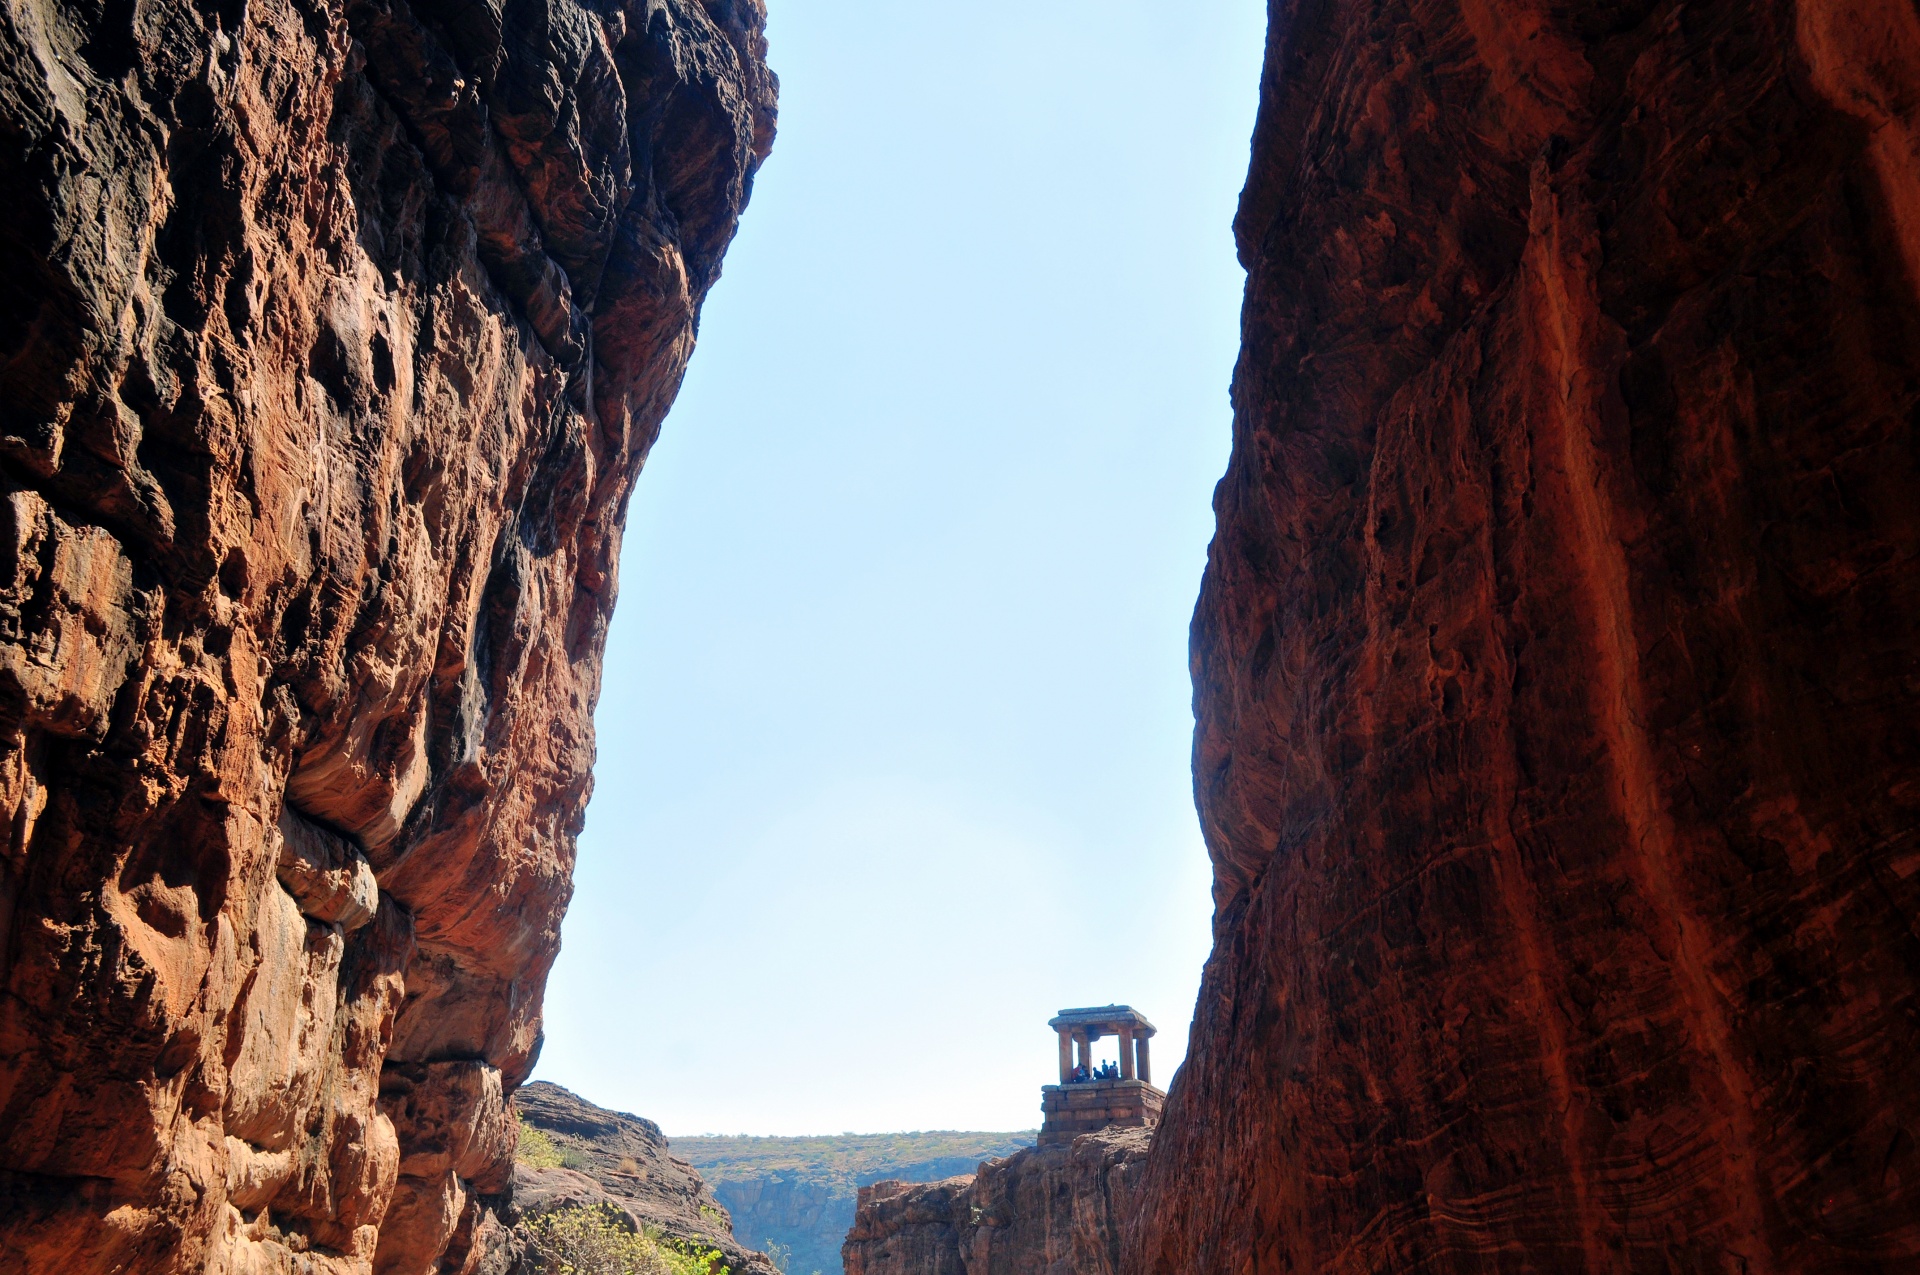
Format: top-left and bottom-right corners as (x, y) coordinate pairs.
(1119, 1027), (1135, 1080)
(1074, 1032), (1089, 1075)
(1137, 1034), (1151, 1085)
(1058, 1027), (1073, 1084)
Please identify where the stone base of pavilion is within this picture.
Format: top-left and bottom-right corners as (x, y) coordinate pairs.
(1037, 1079), (1165, 1145)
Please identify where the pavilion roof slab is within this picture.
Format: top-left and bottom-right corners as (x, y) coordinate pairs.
(1048, 1004), (1156, 1036)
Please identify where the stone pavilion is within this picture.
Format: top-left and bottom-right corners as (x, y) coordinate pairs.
(1039, 1004), (1166, 1145)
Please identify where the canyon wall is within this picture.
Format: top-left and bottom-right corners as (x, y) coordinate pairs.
(1130, 0), (1920, 1271)
(0, 0), (773, 1269)
(844, 1128), (1149, 1275)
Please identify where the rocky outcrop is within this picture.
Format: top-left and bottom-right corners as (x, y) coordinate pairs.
(844, 1128), (1149, 1275)
(0, 0), (773, 1268)
(1130, 1), (1920, 1272)
(511, 1081), (777, 1275)
(843, 1178), (971, 1275)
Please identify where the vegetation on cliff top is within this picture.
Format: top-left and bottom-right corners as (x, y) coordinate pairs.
(669, 1131), (1035, 1189)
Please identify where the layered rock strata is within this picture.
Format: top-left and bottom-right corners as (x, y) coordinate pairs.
(510, 1081), (776, 1275)
(0, 0), (774, 1269)
(1131, 0), (1920, 1271)
(843, 1128), (1149, 1275)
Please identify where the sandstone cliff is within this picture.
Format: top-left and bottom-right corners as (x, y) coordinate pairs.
(0, 0), (774, 1268)
(1130, 1), (1920, 1271)
(843, 1128), (1148, 1275)
(511, 1081), (776, 1275)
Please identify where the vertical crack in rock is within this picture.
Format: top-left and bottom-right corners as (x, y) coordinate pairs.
(1128, 1), (1920, 1271)
(0, 0), (774, 1269)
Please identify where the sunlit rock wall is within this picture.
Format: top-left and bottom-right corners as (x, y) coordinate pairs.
(1130, 0), (1920, 1270)
(0, 0), (774, 1269)
(844, 1129), (1149, 1275)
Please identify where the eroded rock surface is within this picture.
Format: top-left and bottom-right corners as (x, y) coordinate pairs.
(844, 1128), (1149, 1275)
(1131, 1), (1920, 1271)
(0, 0), (774, 1268)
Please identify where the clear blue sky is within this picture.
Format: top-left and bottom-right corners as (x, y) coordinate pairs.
(533, 0), (1268, 1135)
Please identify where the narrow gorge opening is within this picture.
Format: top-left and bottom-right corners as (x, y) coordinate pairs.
(529, 5), (1266, 1273)
(7, 0), (1920, 1273)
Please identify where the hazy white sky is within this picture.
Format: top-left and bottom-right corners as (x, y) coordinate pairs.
(533, 0), (1268, 1135)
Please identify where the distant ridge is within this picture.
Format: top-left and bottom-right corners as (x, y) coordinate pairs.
(672, 1131), (1035, 1275)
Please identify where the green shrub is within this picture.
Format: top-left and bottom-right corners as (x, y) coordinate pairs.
(523, 1205), (729, 1275)
(658, 1238), (730, 1275)
(516, 1120), (596, 1173)
(518, 1120), (566, 1170)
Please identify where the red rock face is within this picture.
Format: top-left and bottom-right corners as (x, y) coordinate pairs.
(1130, 1), (1920, 1271)
(844, 1129), (1150, 1275)
(0, 0), (773, 1270)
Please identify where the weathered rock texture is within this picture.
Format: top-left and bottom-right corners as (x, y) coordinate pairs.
(510, 1081), (777, 1275)
(0, 0), (773, 1267)
(1130, 0), (1920, 1271)
(844, 1128), (1149, 1275)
